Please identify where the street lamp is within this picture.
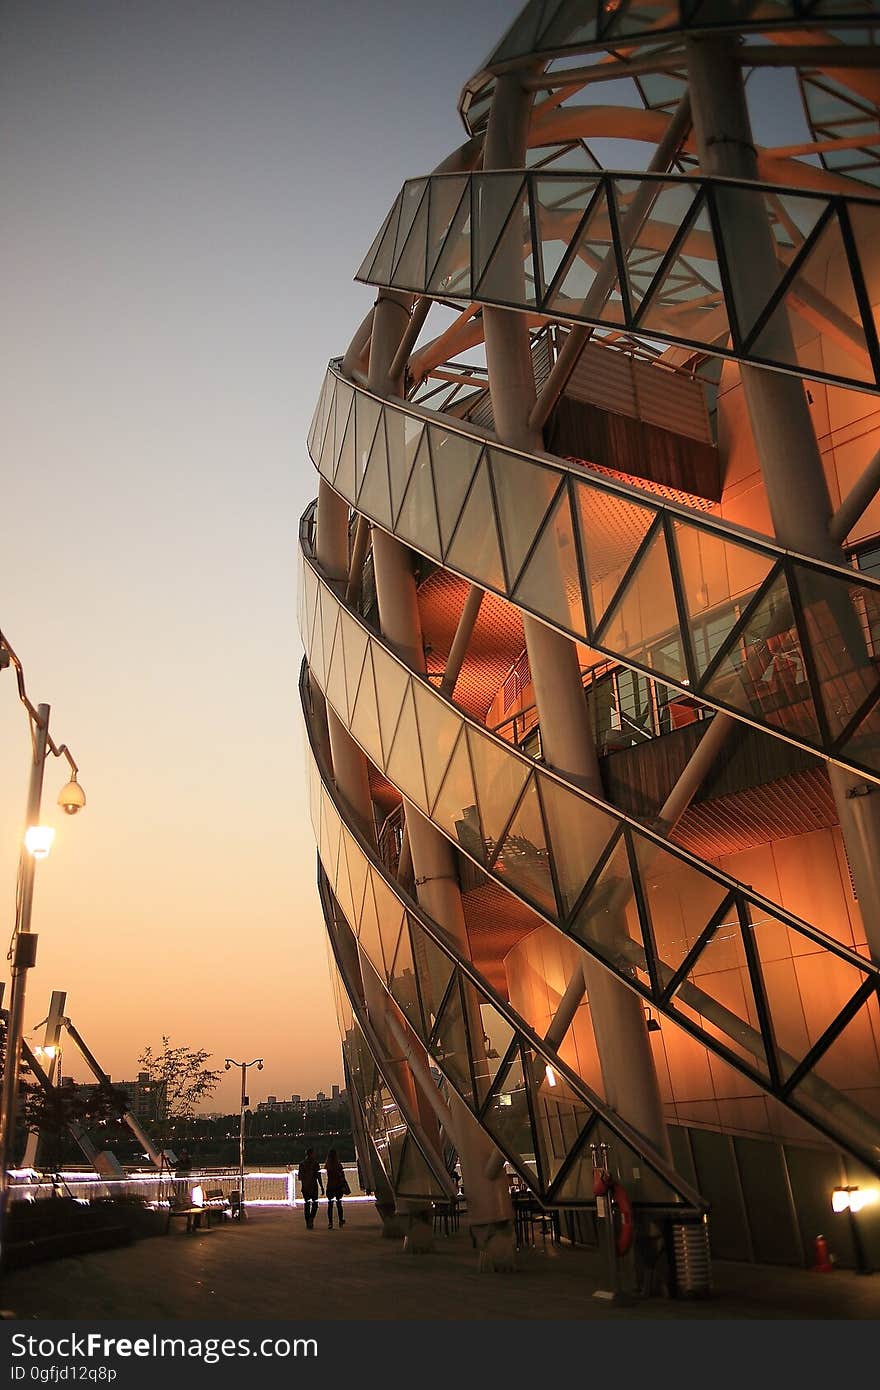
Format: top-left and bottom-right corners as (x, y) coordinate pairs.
(0, 629), (84, 1269)
(225, 1057), (262, 1220)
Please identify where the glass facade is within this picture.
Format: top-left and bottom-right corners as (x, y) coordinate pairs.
(300, 0), (880, 1245)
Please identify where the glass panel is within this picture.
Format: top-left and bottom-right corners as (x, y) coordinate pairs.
(788, 993), (880, 1127)
(355, 392), (382, 500)
(427, 186), (472, 299)
(395, 432), (441, 559)
(333, 830), (358, 929)
(617, 179), (701, 315)
(357, 414), (393, 528)
(410, 918), (456, 1034)
(481, 1048), (538, 1183)
(371, 642), (410, 765)
(389, 916), (426, 1040)
(317, 376), (339, 479)
(431, 728), (484, 861)
(489, 447), (561, 590)
(324, 610), (349, 722)
(524, 1046), (592, 1191)
(466, 726), (530, 862)
(793, 565), (880, 743)
(426, 176), (470, 284)
(446, 458), (506, 591)
(473, 174), (525, 289)
(371, 868), (407, 982)
(538, 774), (617, 920)
(429, 427), (483, 555)
(319, 587), (340, 695)
(460, 975), (516, 1107)
(358, 874), (388, 978)
(475, 186), (537, 307)
(673, 521), (775, 680)
(392, 187), (430, 290)
(703, 567), (821, 742)
(332, 394), (356, 499)
(751, 208), (874, 386)
(533, 175), (602, 300)
(385, 684), (428, 811)
(357, 198), (399, 283)
(348, 646), (384, 767)
(385, 411), (424, 524)
(430, 977), (474, 1106)
(599, 524), (687, 682)
(745, 904), (871, 1084)
(341, 614), (368, 720)
(391, 179), (429, 278)
(412, 678), (462, 812)
(572, 479), (656, 632)
(395, 1134), (446, 1200)
(513, 489), (586, 638)
(345, 824), (369, 934)
(631, 830), (730, 981)
(539, 0), (599, 49)
(570, 834), (650, 986)
(634, 187), (726, 342)
(671, 911), (769, 1078)
(492, 774), (556, 917)
(840, 693), (880, 777)
(714, 186), (828, 342)
(308, 373), (332, 459)
(545, 186), (624, 325)
(847, 201), (880, 378)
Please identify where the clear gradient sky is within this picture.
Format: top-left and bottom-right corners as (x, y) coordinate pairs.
(0, 0), (516, 1112)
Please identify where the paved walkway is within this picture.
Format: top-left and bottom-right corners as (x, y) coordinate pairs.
(4, 1203), (879, 1320)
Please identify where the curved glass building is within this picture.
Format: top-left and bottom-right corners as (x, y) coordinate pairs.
(300, 1), (880, 1280)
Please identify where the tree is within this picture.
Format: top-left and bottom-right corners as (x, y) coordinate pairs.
(138, 1037), (221, 1123)
(24, 1080), (129, 1176)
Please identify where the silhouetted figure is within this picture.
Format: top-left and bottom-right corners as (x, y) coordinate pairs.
(298, 1148), (323, 1229)
(324, 1148), (349, 1228)
(175, 1147), (192, 1176)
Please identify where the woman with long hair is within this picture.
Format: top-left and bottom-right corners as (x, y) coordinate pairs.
(324, 1148), (348, 1228)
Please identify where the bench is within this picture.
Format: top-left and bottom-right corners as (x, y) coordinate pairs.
(202, 1188), (232, 1224)
(167, 1188), (230, 1234)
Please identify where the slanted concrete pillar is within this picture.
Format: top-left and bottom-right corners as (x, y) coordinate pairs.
(367, 291), (517, 1270)
(482, 74), (672, 1163)
(687, 35), (880, 965)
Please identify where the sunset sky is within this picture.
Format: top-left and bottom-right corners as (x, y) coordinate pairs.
(0, 1), (813, 1118)
(0, 0), (514, 1113)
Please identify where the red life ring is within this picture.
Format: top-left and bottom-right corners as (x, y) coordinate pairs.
(593, 1167), (634, 1257)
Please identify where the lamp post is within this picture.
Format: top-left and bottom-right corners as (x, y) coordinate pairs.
(0, 630), (85, 1269)
(224, 1057), (262, 1220)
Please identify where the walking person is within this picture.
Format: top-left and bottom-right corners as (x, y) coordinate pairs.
(324, 1148), (349, 1228)
(298, 1147), (324, 1229)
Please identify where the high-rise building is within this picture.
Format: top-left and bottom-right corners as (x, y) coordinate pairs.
(301, 0), (880, 1279)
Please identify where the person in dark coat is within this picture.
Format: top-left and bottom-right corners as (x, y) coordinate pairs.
(298, 1148), (324, 1229)
(324, 1148), (348, 1228)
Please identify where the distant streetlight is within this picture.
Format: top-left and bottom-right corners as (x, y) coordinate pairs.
(224, 1057), (263, 1220)
(0, 629), (85, 1270)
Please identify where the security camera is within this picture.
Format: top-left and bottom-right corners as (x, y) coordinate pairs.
(58, 779), (86, 816)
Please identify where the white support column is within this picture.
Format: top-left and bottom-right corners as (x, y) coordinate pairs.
(22, 989), (67, 1169)
(687, 34), (880, 965)
(367, 291), (517, 1270)
(482, 73), (672, 1163)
